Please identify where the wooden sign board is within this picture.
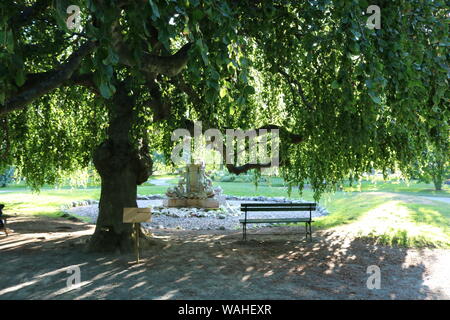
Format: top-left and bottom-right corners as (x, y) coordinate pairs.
(123, 208), (152, 223)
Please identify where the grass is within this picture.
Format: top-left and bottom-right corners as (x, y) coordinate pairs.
(1, 176), (449, 248)
(342, 179), (450, 196)
(356, 201), (450, 248)
(315, 193), (450, 248)
(0, 189), (100, 218)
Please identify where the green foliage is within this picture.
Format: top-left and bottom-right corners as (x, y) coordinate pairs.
(210, 170), (236, 182)
(0, 0), (448, 200)
(5, 87), (107, 190)
(410, 142), (449, 191)
(151, 151), (174, 174)
(210, 169), (269, 183)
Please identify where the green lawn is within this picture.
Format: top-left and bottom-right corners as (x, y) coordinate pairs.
(342, 179), (450, 196)
(314, 193), (450, 248)
(1, 177), (449, 248)
(0, 188), (101, 218)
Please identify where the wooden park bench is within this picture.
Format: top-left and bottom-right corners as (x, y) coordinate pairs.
(239, 202), (316, 241)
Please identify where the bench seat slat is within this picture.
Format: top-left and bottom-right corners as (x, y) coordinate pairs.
(239, 218), (313, 223)
(240, 207), (315, 212)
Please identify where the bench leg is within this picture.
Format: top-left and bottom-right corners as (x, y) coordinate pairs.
(307, 222), (312, 242)
(242, 223), (247, 241)
(304, 222), (310, 241)
(309, 222), (312, 242)
(304, 222), (312, 242)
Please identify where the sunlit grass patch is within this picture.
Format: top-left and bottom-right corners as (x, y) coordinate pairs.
(407, 204), (450, 230)
(319, 198), (450, 248)
(314, 194), (392, 229)
(0, 189), (100, 218)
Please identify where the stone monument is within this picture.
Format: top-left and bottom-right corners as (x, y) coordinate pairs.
(163, 163), (223, 208)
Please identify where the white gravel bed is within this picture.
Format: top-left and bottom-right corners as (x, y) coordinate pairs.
(64, 195), (329, 231)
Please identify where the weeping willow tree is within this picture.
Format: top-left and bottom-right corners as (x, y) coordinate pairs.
(0, 0), (448, 252)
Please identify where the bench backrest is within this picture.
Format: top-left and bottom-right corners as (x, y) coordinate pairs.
(240, 202), (316, 221)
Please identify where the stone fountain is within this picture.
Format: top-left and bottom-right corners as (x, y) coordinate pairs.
(163, 163), (223, 208)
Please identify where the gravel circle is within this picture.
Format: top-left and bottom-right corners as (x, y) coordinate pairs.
(64, 195), (329, 231)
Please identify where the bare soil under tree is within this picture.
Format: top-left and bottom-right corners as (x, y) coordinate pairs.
(0, 215), (449, 299)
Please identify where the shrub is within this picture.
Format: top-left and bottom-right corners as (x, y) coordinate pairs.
(0, 166), (15, 188)
(220, 174), (236, 182)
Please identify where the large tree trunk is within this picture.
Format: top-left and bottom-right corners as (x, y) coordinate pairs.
(87, 87), (152, 253)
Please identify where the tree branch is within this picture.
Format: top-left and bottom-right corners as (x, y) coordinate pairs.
(10, 0), (53, 28)
(1, 41), (97, 116)
(116, 41), (193, 77)
(146, 79), (171, 121)
(277, 68), (314, 111)
(226, 162), (273, 175)
(171, 75), (203, 106)
(223, 124), (303, 174)
(67, 73), (99, 95)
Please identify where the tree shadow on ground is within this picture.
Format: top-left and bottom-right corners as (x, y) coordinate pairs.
(2, 215), (92, 234)
(0, 221), (447, 300)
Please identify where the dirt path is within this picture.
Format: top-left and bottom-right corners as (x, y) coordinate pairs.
(0, 215), (449, 300)
(418, 196), (450, 205)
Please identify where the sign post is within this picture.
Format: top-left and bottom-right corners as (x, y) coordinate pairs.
(123, 207), (152, 263)
(135, 223), (140, 263)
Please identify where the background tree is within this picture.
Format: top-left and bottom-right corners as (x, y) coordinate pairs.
(414, 146), (449, 191)
(0, 0), (448, 252)
(0, 166), (14, 188)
